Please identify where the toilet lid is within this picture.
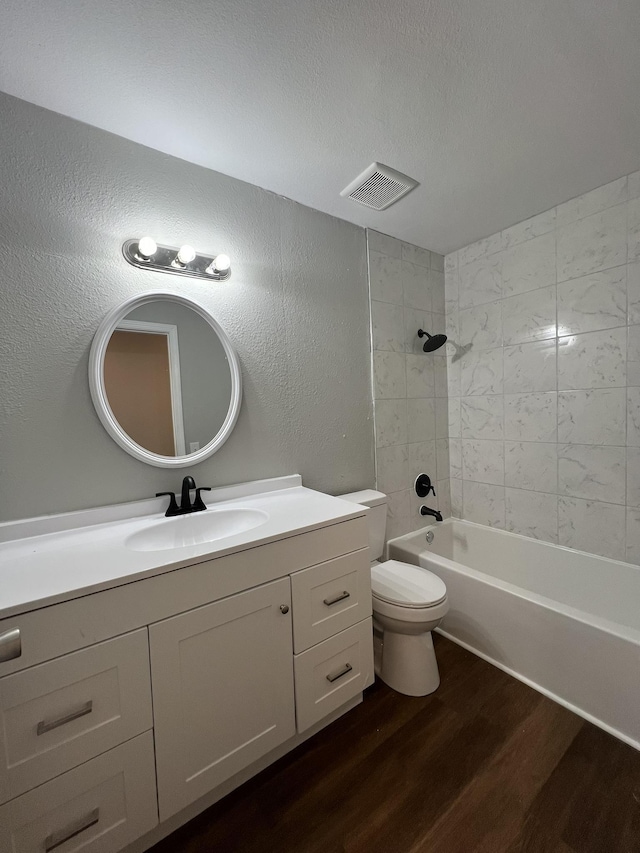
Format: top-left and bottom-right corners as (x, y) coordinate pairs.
(371, 560), (447, 608)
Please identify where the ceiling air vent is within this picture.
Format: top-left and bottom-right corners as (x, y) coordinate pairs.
(340, 162), (418, 211)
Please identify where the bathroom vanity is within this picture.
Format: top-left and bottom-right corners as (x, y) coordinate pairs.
(0, 476), (373, 853)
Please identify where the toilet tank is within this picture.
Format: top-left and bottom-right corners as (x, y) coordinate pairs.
(338, 490), (387, 561)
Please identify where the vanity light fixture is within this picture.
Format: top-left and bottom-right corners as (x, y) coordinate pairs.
(122, 238), (232, 282)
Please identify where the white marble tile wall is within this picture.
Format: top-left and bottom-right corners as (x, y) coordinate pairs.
(445, 169), (640, 563)
(368, 229), (448, 539)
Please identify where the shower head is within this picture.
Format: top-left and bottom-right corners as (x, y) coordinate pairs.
(417, 329), (447, 352)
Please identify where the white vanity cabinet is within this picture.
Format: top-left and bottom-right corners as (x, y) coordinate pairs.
(149, 578), (296, 821)
(0, 490), (371, 853)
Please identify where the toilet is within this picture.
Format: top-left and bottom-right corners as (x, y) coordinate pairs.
(340, 489), (449, 697)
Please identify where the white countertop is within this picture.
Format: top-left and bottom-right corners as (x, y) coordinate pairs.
(0, 476), (367, 620)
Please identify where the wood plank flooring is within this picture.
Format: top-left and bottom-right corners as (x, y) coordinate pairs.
(149, 636), (640, 853)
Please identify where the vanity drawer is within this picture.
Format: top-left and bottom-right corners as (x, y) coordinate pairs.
(291, 548), (371, 653)
(294, 618), (374, 733)
(0, 731), (157, 853)
(0, 629), (152, 805)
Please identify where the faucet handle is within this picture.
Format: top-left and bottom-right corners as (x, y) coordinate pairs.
(156, 492), (179, 517)
(415, 473), (436, 498)
(193, 487), (212, 512)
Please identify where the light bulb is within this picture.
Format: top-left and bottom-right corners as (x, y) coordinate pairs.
(206, 253), (231, 276)
(176, 244), (196, 265)
(137, 236), (157, 259)
(214, 253), (231, 272)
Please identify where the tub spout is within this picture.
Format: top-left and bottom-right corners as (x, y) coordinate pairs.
(421, 505), (443, 522)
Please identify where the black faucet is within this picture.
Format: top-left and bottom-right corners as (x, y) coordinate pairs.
(180, 476), (196, 513)
(421, 505), (443, 522)
(156, 477), (212, 517)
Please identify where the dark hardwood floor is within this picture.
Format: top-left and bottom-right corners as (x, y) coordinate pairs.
(149, 636), (640, 853)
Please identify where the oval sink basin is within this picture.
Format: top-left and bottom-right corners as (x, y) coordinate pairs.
(125, 508), (269, 552)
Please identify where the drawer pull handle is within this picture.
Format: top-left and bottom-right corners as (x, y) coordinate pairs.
(326, 663), (353, 683)
(44, 807), (100, 852)
(0, 627), (21, 663)
(37, 700), (93, 736)
(323, 590), (350, 607)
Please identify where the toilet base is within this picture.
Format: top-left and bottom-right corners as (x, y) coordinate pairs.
(377, 628), (440, 697)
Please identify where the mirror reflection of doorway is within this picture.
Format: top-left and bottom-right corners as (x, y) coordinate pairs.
(104, 321), (186, 456)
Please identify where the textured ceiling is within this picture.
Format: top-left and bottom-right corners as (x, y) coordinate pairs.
(1, 0), (639, 254)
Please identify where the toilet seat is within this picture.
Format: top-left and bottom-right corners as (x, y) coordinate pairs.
(371, 560), (447, 609)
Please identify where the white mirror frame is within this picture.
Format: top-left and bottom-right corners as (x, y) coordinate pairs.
(89, 291), (242, 468)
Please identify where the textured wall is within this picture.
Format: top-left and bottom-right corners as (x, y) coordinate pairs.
(367, 230), (449, 540)
(445, 171), (640, 563)
(0, 93), (374, 521)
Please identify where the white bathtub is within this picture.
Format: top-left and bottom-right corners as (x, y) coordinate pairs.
(388, 519), (640, 750)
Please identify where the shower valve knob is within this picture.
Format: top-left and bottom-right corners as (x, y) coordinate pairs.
(415, 473), (436, 498)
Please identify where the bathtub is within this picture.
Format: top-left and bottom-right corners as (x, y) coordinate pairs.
(388, 519), (640, 750)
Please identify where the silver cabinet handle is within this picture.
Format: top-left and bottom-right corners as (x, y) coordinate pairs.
(44, 808), (100, 851)
(326, 663), (353, 683)
(323, 590), (350, 607)
(0, 627), (21, 663)
(37, 700), (93, 736)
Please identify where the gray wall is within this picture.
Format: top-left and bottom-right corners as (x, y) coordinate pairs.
(445, 171), (640, 564)
(367, 230), (448, 540)
(0, 93), (374, 521)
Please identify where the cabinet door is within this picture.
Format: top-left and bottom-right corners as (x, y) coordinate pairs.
(149, 578), (295, 820)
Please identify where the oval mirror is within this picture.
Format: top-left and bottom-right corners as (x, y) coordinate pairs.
(89, 291), (242, 467)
